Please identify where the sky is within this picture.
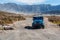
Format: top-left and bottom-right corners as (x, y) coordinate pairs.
(0, 0), (60, 5)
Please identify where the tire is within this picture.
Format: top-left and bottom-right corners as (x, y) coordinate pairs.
(41, 25), (44, 29)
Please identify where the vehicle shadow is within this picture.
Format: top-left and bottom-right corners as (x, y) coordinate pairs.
(24, 26), (41, 30)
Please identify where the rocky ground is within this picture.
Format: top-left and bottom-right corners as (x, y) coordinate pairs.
(0, 17), (60, 40)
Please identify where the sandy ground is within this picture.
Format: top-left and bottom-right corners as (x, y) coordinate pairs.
(0, 17), (60, 40)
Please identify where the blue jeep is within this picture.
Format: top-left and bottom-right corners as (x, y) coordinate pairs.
(32, 16), (44, 29)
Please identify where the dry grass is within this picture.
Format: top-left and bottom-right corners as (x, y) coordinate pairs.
(47, 16), (60, 24)
(0, 11), (25, 25)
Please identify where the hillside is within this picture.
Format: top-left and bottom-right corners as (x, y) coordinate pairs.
(0, 11), (25, 25)
(0, 3), (60, 14)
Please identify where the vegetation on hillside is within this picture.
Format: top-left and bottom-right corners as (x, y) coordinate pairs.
(47, 16), (60, 24)
(0, 11), (25, 25)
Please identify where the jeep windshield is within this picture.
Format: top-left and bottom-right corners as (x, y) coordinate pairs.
(33, 17), (43, 20)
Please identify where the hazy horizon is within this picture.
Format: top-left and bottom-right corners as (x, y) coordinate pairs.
(0, 0), (60, 5)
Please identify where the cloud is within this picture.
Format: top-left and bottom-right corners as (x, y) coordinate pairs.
(15, 0), (46, 5)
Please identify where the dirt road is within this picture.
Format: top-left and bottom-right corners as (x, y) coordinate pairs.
(0, 17), (60, 40)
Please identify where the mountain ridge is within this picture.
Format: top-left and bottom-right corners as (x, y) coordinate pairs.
(0, 3), (60, 14)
